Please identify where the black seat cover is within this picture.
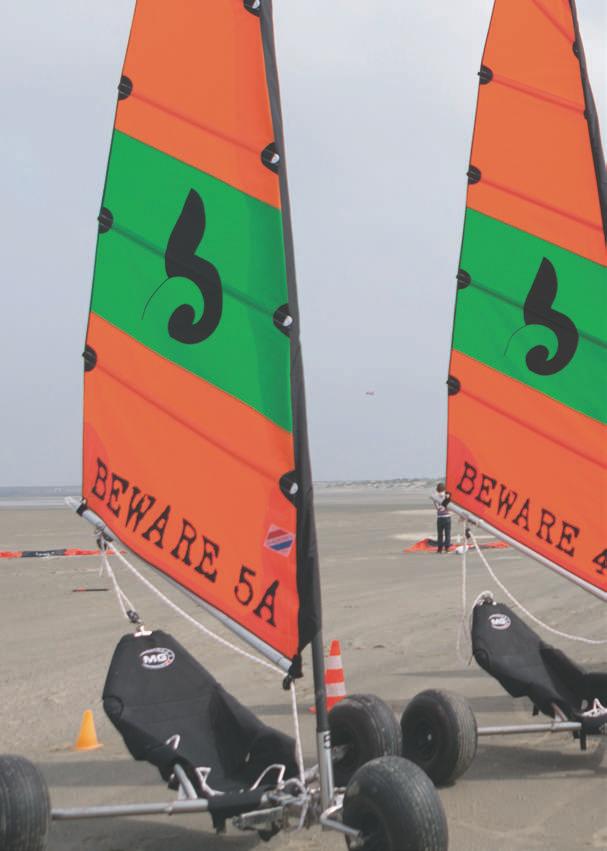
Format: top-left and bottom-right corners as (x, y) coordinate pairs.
(103, 630), (298, 794)
(472, 602), (607, 720)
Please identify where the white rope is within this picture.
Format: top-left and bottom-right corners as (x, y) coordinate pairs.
(105, 542), (284, 673)
(101, 547), (138, 621)
(455, 519), (471, 665)
(289, 681), (306, 787)
(469, 530), (607, 646)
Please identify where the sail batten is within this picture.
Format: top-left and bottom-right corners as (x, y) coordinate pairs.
(447, 0), (606, 597)
(82, 0), (319, 667)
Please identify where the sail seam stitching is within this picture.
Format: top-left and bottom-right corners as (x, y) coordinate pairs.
(96, 361), (283, 483)
(473, 180), (603, 232)
(108, 222), (280, 320)
(122, 92), (264, 158)
(492, 73), (583, 114)
(465, 278), (606, 351)
(459, 385), (606, 469)
(529, 0), (571, 42)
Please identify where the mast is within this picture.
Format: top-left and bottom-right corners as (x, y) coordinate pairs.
(258, 0), (334, 804)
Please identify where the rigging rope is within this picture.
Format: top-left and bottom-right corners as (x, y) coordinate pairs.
(467, 529), (607, 646)
(456, 519), (494, 664)
(102, 542), (284, 674)
(455, 519), (470, 664)
(99, 541), (308, 791)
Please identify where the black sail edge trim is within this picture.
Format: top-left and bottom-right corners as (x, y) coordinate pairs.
(273, 304), (293, 336)
(478, 65), (493, 84)
(568, 0), (607, 242)
(243, 0), (261, 15)
(98, 207), (113, 233)
(445, 0), (497, 548)
(118, 75), (133, 100)
(467, 165), (481, 185)
(261, 142), (280, 173)
(279, 471), (300, 504)
(447, 375), (461, 396)
(457, 269), (471, 289)
(259, 0), (320, 659)
(83, 345), (97, 372)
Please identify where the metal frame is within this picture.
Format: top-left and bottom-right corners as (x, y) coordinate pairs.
(51, 769), (356, 839)
(478, 721), (581, 736)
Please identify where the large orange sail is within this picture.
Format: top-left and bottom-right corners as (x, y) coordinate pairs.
(82, 1), (320, 667)
(447, 0), (607, 599)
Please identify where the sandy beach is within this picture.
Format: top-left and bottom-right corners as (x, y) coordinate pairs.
(1, 485), (605, 851)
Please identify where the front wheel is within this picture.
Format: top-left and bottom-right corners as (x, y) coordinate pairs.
(0, 755), (50, 851)
(330, 694), (402, 787)
(343, 756), (448, 851)
(400, 689), (477, 786)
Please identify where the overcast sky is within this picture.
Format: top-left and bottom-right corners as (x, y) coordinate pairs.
(1, 1), (605, 486)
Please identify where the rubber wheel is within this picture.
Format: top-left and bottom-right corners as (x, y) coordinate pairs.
(343, 756), (448, 851)
(400, 689), (477, 786)
(330, 694), (402, 787)
(0, 755), (50, 851)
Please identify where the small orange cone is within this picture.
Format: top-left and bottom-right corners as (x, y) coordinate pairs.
(73, 709), (102, 751)
(310, 639), (347, 713)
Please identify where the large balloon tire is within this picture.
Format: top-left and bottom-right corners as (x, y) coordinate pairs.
(330, 694), (402, 787)
(0, 755), (50, 851)
(343, 756), (448, 851)
(400, 689), (477, 786)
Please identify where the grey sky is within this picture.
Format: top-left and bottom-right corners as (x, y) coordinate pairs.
(1, 1), (605, 486)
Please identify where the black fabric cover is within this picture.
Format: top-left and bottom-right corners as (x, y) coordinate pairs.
(103, 630), (298, 794)
(472, 602), (607, 720)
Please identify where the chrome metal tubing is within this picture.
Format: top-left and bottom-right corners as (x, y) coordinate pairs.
(52, 798), (211, 820)
(478, 721), (581, 736)
(311, 629), (335, 810)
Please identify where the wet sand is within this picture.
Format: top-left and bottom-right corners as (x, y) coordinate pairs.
(1, 487), (605, 851)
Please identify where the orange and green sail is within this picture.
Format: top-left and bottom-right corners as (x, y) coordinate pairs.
(82, 0), (320, 666)
(446, 0), (607, 598)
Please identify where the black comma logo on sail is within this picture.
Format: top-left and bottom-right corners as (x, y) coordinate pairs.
(522, 257), (579, 376)
(163, 189), (223, 344)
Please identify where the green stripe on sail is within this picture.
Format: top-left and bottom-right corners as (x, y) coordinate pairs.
(454, 209), (607, 424)
(91, 131), (292, 432)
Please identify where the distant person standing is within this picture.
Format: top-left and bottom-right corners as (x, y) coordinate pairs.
(431, 483), (452, 553)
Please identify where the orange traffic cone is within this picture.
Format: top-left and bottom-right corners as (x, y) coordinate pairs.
(73, 709), (102, 751)
(310, 639), (347, 713)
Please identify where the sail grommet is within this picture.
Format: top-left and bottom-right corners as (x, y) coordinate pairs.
(279, 472), (299, 503)
(243, 0), (261, 15)
(83, 345), (97, 372)
(456, 269), (471, 290)
(273, 304), (293, 336)
(118, 75), (133, 100)
(447, 375), (461, 396)
(98, 207), (114, 234)
(261, 143), (280, 173)
(478, 65), (493, 85)
(467, 165), (481, 185)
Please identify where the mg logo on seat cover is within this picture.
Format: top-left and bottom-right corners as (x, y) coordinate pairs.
(139, 647), (176, 670)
